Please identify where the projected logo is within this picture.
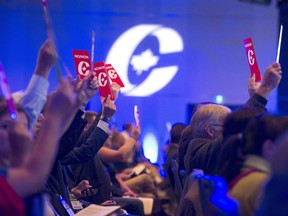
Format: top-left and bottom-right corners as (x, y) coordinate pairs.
(106, 24), (183, 96)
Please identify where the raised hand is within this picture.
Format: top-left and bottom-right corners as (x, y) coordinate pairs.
(131, 125), (141, 140)
(248, 74), (261, 97)
(6, 76), (84, 198)
(101, 94), (116, 119)
(79, 73), (99, 102)
(35, 39), (57, 78)
(256, 62), (282, 98)
(111, 83), (121, 101)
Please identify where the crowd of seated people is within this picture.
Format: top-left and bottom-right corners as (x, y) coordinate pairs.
(0, 28), (287, 216)
(176, 62), (286, 216)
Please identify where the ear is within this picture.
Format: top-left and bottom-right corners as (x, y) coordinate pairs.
(204, 124), (215, 139)
(262, 140), (275, 160)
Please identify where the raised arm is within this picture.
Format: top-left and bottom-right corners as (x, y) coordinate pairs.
(57, 73), (99, 159)
(245, 62), (282, 110)
(60, 94), (116, 164)
(7, 76), (83, 197)
(18, 39), (57, 128)
(256, 62), (282, 99)
(99, 126), (140, 163)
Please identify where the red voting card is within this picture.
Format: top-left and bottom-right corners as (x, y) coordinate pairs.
(243, 38), (262, 82)
(72, 50), (91, 80)
(105, 64), (125, 87)
(94, 62), (115, 101)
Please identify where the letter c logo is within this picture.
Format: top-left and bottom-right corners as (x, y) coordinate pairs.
(78, 61), (90, 76)
(108, 69), (117, 79)
(98, 72), (108, 87)
(106, 24), (183, 96)
(248, 50), (255, 65)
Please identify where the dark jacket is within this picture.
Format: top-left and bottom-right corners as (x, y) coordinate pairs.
(184, 138), (221, 175)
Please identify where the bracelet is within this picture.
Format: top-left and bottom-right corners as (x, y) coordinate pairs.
(100, 115), (110, 123)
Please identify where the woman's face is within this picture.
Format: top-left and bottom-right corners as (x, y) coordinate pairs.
(0, 111), (33, 167)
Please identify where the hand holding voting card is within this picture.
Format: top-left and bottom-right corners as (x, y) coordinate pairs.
(243, 38), (262, 82)
(105, 64), (125, 87)
(94, 62), (115, 102)
(72, 30), (125, 103)
(72, 50), (91, 80)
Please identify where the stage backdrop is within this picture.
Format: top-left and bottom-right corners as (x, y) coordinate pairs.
(0, 0), (278, 165)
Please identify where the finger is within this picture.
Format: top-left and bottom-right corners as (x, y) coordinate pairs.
(91, 188), (98, 195)
(84, 72), (93, 83)
(250, 73), (255, 82)
(89, 78), (99, 89)
(81, 189), (87, 197)
(80, 180), (90, 186)
(105, 94), (111, 104)
(86, 188), (93, 197)
(75, 79), (84, 93)
(272, 62), (280, 68)
(59, 77), (69, 91)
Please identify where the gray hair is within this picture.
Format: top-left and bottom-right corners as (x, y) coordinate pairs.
(190, 103), (231, 138)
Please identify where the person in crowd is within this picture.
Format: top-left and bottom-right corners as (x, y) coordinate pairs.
(256, 131), (288, 216)
(161, 122), (187, 215)
(100, 129), (157, 198)
(184, 103), (231, 174)
(0, 76), (84, 215)
(178, 102), (216, 172)
(75, 111), (148, 199)
(68, 111), (145, 215)
(177, 62), (282, 216)
(216, 106), (265, 184)
(121, 122), (134, 141)
(46, 79), (117, 215)
(163, 122), (187, 190)
(183, 62), (282, 175)
(178, 124), (193, 171)
(13, 39), (57, 129)
(107, 129), (166, 188)
(227, 114), (288, 216)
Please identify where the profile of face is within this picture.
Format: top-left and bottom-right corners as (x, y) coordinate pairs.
(33, 114), (45, 137)
(0, 110), (33, 167)
(191, 103), (231, 140)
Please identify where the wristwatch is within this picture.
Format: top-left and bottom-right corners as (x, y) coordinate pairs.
(100, 115), (110, 123)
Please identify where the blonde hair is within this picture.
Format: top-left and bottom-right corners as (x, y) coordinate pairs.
(190, 104), (231, 138)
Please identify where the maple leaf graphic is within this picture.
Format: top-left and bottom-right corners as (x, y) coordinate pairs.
(130, 49), (159, 75)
